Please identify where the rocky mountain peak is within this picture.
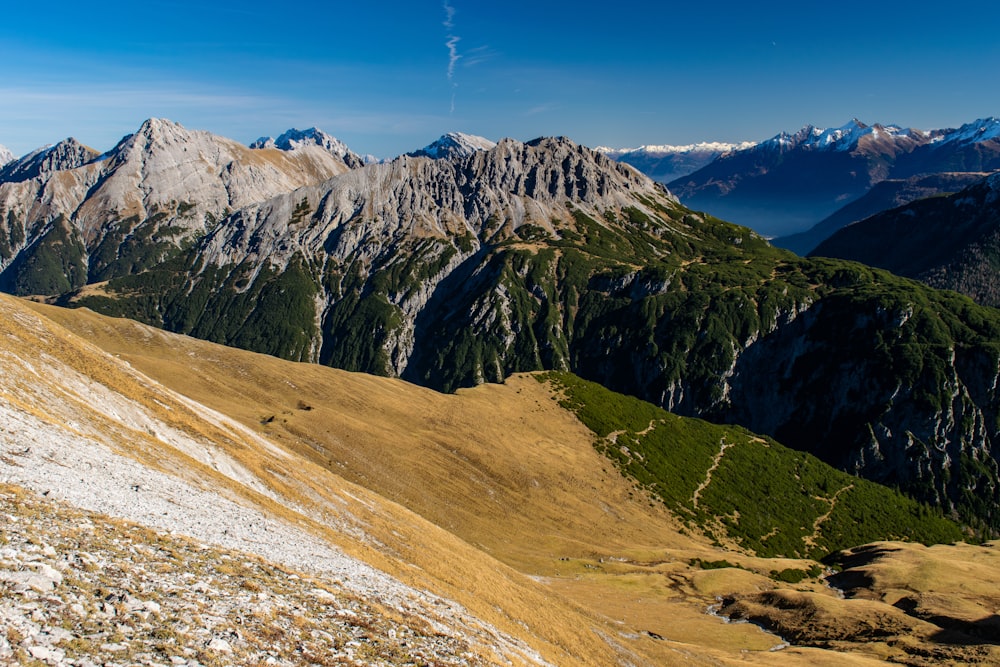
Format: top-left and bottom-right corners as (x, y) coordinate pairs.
(932, 117), (1000, 147)
(0, 137), (102, 184)
(0, 143), (13, 166)
(135, 117), (192, 147)
(455, 134), (669, 213)
(102, 118), (207, 168)
(408, 132), (497, 160)
(251, 127), (366, 168)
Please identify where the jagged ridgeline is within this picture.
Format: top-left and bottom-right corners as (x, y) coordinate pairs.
(544, 372), (963, 558)
(3, 123), (1000, 531)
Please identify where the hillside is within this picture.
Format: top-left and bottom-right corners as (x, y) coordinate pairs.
(5, 294), (999, 664)
(774, 172), (990, 255)
(4, 122), (1000, 532)
(811, 173), (1000, 307)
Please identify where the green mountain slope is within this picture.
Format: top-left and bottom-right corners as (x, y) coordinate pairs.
(545, 372), (965, 559)
(811, 173), (1000, 307)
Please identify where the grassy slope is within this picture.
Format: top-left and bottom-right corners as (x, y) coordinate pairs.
(25, 297), (991, 664)
(18, 297), (895, 665)
(545, 372), (964, 560)
(5, 295), (648, 666)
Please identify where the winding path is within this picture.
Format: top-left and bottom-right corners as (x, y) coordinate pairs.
(691, 438), (735, 509)
(804, 483), (854, 550)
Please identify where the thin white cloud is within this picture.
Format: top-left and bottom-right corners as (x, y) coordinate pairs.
(446, 35), (461, 81)
(443, 1), (461, 112)
(462, 46), (495, 68)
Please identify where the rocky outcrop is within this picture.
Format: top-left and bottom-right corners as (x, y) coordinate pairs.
(0, 137), (100, 183)
(0, 118), (357, 292)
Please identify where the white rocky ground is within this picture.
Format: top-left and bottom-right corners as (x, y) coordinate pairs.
(0, 296), (549, 666)
(0, 481), (479, 666)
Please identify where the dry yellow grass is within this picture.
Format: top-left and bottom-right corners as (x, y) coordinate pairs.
(832, 541), (1000, 642)
(17, 295), (988, 664)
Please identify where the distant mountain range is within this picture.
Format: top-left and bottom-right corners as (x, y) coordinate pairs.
(776, 171), (992, 255)
(598, 118), (1000, 243)
(665, 118), (1000, 239)
(0, 143), (13, 166)
(4, 118), (1000, 532)
(596, 141), (756, 183)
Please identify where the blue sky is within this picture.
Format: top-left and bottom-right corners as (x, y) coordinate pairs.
(1, 0), (998, 159)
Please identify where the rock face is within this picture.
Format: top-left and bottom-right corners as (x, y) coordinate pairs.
(0, 118), (357, 295)
(811, 172), (1000, 307)
(408, 132), (497, 160)
(4, 121), (1000, 529)
(0, 144), (14, 166)
(0, 137), (101, 183)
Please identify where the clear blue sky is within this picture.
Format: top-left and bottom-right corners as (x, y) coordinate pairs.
(1, 0), (998, 159)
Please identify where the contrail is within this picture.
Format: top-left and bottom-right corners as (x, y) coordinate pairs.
(443, 1), (460, 112)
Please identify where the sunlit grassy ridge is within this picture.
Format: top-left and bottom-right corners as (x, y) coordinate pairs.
(15, 295), (996, 664)
(544, 372), (965, 558)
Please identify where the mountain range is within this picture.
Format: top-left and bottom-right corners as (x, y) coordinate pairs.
(596, 141), (756, 183)
(601, 118), (1000, 243)
(3, 118), (1000, 535)
(776, 171), (992, 255)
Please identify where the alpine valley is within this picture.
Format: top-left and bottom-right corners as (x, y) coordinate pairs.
(649, 117), (1000, 246)
(3, 118), (1000, 664)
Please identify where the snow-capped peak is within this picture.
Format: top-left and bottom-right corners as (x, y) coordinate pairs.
(760, 120), (914, 153)
(0, 144), (14, 167)
(596, 141), (757, 157)
(251, 127), (353, 157)
(809, 118), (869, 149)
(251, 128), (368, 168)
(409, 132), (497, 160)
(930, 117), (1000, 146)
